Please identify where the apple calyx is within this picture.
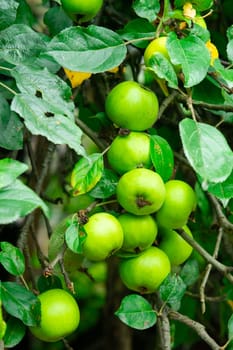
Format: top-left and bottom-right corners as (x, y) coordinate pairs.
(136, 196), (152, 208)
(118, 128), (131, 136)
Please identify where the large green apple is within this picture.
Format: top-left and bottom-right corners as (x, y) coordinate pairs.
(159, 225), (193, 266)
(118, 213), (158, 252)
(107, 131), (152, 175)
(30, 289), (80, 342)
(61, 0), (103, 22)
(119, 246), (171, 293)
(116, 168), (166, 215)
(156, 179), (196, 229)
(105, 81), (159, 131)
(81, 212), (124, 261)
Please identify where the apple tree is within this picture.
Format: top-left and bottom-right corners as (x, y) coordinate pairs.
(0, 0), (233, 349)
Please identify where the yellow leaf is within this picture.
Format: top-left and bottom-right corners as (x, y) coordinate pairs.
(205, 41), (219, 66)
(63, 68), (92, 88)
(183, 2), (196, 19)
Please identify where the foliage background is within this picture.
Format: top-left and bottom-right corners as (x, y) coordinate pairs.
(0, 0), (233, 349)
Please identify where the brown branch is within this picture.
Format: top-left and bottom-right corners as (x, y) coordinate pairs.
(177, 228), (233, 283)
(157, 311), (171, 350)
(75, 116), (108, 151)
(199, 227), (223, 314)
(209, 195), (233, 234)
(177, 95), (233, 112)
(169, 310), (221, 350)
(157, 90), (179, 120)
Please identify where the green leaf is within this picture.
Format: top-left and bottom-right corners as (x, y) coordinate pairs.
(0, 242), (25, 276)
(180, 259), (199, 286)
(149, 135), (174, 182)
(179, 118), (233, 183)
(228, 314), (233, 348)
(44, 25), (127, 73)
(1, 282), (40, 326)
(37, 275), (63, 294)
(15, 0), (35, 27)
(0, 0), (18, 30)
(118, 19), (155, 49)
(115, 294), (157, 330)
(0, 94), (23, 151)
(206, 170), (233, 207)
(48, 215), (73, 262)
(0, 179), (49, 224)
(89, 168), (118, 199)
(44, 5), (72, 36)
(159, 274), (186, 311)
(3, 317), (26, 348)
(0, 24), (47, 65)
(65, 218), (87, 254)
(71, 153), (104, 196)
(213, 60), (233, 88)
(11, 65), (74, 120)
(147, 53), (178, 89)
(0, 158), (28, 189)
(133, 0), (160, 22)
(11, 94), (84, 156)
(167, 32), (210, 87)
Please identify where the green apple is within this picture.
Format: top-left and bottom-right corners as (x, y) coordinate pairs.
(61, 0), (103, 22)
(107, 131), (152, 175)
(119, 246), (171, 293)
(144, 36), (170, 66)
(144, 36), (181, 73)
(30, 289), (80, 342)
(116, 168), (166, 215)
(81, 212), (124, 261)
(105, 81), (159, 131)
(156, 179), (196, 229)
(118, 213), (158, 252)
(159, 225), (193, 266)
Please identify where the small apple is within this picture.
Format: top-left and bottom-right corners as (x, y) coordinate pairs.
(105, 81), (159, 131)
(116, 168), (166, 216)
(159, 225), (193, 266)
(61, 0), (103, 22)
(156, 179), (196, 229)
(144, 36), (170, 67)
(107, 131), (152, 175)
(119, 246), (171, 293)
(118, 213), (158, 252)
(144, 36), (181, 73)
(29, 289), (80, 342)
(81, 212), (124, 261)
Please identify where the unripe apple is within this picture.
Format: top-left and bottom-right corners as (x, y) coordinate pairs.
(156, 180), (196, 229)
(81, 212), (124, 261)
(30, 289), (80, 342)
(119, 246), (171, 293)
(118, 213), (158, 252)
(116, 168), (166, 216)
(105, 81), (159, 131)
(107, 131), (152, 175)
(159, 225), (193, 266)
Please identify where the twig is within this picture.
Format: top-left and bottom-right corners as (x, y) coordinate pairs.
(62, 338), (74, 350)
(157, 311), (171, 350)
(177, 228), (233, 283)
(200, 227), (223, 314)
(177, 95), (233, 112)
(75, 116), (108, 151)
(157, 90), (179, 119)
(169, 310), (221, 350)
(209, 195), (233, 233)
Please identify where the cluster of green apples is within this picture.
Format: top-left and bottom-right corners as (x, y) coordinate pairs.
(79, 81), (197, 295)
